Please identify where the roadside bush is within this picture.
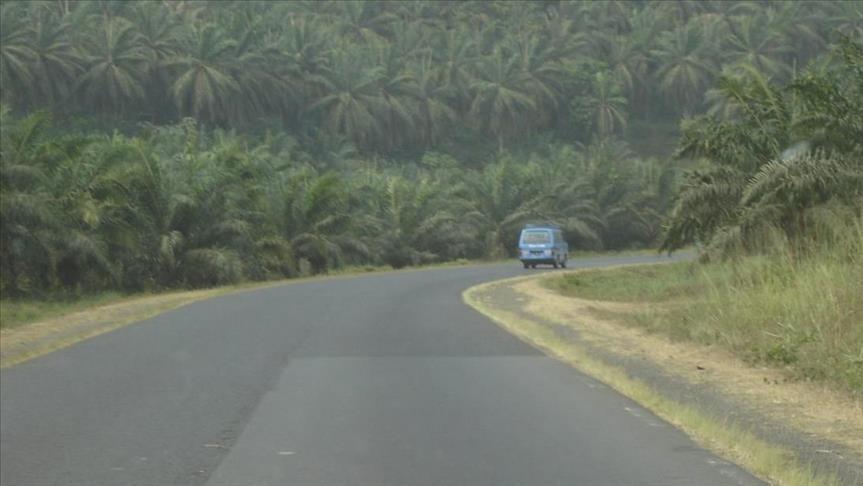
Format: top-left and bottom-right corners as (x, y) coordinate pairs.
(181, 249), (244, 288)
(548, 212), (863, 396)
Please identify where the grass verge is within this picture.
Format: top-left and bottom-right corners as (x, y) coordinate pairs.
(1, 291), (128, 329)
(464, 277), (841, 486)
(1, 286), (253, 368)
(543, 252), (863, 398)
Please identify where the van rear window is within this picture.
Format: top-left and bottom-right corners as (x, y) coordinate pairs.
(521, 230), (551, 244)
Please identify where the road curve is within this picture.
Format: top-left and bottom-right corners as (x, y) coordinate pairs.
(1, 255), (761, 486)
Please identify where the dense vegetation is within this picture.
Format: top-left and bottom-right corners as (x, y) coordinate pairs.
(3, 1), (859, 145)
(1, 1), (861, 296)
(662, 38), (863, 257)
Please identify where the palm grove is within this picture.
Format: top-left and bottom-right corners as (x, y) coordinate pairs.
(1, 1), (861, 296)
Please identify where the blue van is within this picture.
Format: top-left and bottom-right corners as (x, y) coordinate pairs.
(518, 224), (568, 269)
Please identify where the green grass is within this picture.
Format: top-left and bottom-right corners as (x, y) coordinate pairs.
(545, 262), (707, 302)
(1, 291), (128, 329)
(544, 224), (863, 397)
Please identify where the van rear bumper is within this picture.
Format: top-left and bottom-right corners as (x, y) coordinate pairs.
(520, 257), (556, 264)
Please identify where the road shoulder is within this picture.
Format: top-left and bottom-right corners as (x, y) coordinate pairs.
(464, 270), (863, 486)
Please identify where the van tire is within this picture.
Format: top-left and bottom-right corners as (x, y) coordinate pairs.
(561, 256), (567, 268)
(523, 262), (529, 269)
(552, 261), (559, 269)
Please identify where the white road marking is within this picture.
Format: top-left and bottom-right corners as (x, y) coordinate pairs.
(624, 406), (643, 417)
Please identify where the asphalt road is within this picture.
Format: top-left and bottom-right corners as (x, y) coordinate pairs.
(1, 255), (762, 486)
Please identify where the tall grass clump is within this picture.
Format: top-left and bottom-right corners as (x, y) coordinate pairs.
(550, 208), (863, 396)
(692, 211), (862, 394)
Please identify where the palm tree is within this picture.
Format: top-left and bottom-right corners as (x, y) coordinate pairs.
(394, 1), (449, 31)
(308, 47), (385, 151)
(526, 154), (605, 250)
(76, 15), (146, 114)
(468, 49), (537, 152)
(371, 175), (451, 268)
(110, 138), (195, 286)
(681, 66), (790, 170)
(130, 2), (181, 121)
(762, 2), (825, 65)
(0, 110), (62, 293)
(597, 34), (645, 101)
(586, 71), (629, 137)
(651, 0), (715, 25)
(723, 14), (792, 80)
(170, 24), (241, 125)
(598, 179), (663, 250)
(284, 16), (331, 81)
(491, 2), (545, 38)
(410, 57), (456, 147)
(434, 28), (477, 109)
(372, 41), (417, 151)
(276, 16), (331, 128)
(578, 0), (632, 36)
(651, 20), (716, 114)
(106, 126), (269, 288)
(0, 3), (36, 108)
(227, 23), (290, 123)
(328, 0), (396, 42)
(570, 139), (665, 249)
(610, 6), (662, 115)
(465, 156), (542, 257)
(280, 171), (365, 273)
(49, 133), (147, 289)
(27, 9), (82, 109)
(663, 40), (863, 255)
(790, 38), (863, 157)
(703, 71), (738, 120)
(388, 17), (433, 61)
(542, 9), (589, 59)
(0, 110), (120, 292)
(512, 33), (565, 125)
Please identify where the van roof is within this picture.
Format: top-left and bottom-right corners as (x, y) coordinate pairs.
(523, 223), (560, 230)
